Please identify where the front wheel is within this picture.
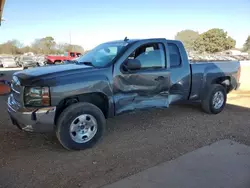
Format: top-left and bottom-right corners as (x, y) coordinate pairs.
(56, 102), (106, 150)
(201, 84), (227, 114)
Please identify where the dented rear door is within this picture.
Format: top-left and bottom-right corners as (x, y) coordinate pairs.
(112, 40), (171, 115)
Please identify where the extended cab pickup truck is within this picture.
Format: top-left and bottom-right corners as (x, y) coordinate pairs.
(46, 51), (82, 64)
(8, 38), (241, 150)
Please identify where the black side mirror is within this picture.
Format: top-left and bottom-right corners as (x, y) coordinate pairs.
(123, 59), (141, 71)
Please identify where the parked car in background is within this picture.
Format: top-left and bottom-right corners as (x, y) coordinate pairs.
(8, 38), (241, 150)
(46, 51), (82, 64)
(1, 56), (18, 68)
(35, 55), (47, 66)
(63, 56), (81, 64)
(17, 55), (37, 69)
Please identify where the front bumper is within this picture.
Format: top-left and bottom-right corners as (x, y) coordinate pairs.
(7, 94), (56, 132)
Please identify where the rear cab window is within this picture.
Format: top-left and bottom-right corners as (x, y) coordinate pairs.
(168, 43), (182, 68)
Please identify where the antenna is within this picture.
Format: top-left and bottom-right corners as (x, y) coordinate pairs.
(124, 36), (129, 41)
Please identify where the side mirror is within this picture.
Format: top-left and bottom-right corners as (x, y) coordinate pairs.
(0, 80), (11, 96)
(123, 59), (141, 71)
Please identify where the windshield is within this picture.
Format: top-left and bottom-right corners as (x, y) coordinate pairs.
(76, 42), (129, 67)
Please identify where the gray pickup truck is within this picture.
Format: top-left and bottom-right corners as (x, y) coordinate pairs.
(8, 38), (241, 150)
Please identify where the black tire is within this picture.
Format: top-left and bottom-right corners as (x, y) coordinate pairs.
(56, 102), (106, 150)
(201, 84), (227, 114)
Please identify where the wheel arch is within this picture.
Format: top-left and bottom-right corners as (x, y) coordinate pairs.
(54, 92), (109, 125)
(211, 76), (232, 93)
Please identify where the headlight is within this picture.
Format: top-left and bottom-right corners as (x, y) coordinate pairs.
(24, 87), (50, 107)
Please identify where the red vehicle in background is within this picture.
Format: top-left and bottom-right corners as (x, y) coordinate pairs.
(46, 52), (82, 64)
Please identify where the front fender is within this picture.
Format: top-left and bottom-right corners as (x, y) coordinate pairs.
(50, 75), (114, 115)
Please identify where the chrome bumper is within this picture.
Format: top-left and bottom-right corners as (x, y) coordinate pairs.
(7, 94), (56, 132)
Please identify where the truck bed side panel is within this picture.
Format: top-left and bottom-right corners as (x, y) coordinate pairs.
(190, 61), (240, 101)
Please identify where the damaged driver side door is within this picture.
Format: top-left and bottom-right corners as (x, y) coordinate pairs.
(113, 42), (171, 115)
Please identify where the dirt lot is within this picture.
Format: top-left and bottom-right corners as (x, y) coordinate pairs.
(0, 69), (250, 188)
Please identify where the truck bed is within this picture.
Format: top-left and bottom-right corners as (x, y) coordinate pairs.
(189, 60), (240, 101)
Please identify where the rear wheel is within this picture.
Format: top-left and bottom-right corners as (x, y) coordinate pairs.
(201, 84), (227, 114)
(56, 102), (106, 150)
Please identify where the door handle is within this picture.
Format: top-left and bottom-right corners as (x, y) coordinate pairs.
(155, 76), (165, 81)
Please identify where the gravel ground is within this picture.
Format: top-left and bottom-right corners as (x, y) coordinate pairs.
(0, 69), (250, 188)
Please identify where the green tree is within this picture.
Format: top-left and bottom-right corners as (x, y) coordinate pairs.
(19, 46), (34, 54)
(225, 36), (236, 50)
(175, 30), (199, 52)
(194, 28), (236, 53)
(31, 36), (56, 54)
(56, 43), (84, 54)
(41, 36), (56, 53)
(243, 36), (250, 52)
(64, 44), (84, 53)
(0, 40), (23, 54)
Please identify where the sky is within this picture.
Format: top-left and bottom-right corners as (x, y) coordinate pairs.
(0, 0), (250, 49)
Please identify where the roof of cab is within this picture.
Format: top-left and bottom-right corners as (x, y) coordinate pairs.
(104, 38), (180, 44)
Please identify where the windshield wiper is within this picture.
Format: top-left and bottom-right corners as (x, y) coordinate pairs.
(77, 61), (95, 67)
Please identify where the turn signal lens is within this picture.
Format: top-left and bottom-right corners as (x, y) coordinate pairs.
(42, 87), (50, 106)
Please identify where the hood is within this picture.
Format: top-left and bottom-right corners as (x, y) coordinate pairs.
(14, 63), (95, 86)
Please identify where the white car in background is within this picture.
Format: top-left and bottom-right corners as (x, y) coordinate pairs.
(1, 57), (18, 68)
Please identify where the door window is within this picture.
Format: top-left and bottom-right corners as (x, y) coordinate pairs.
(76, 53), (82, 57)
(128, 43), (165, 70)
(70, 52), (75, 57)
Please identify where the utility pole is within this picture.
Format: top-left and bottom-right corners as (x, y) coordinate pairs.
(69, 31), (71, 45)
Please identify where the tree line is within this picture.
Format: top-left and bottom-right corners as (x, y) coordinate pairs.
(0, 36), (85, 55)
(0, 28), (250, 55)
(175, 28), (250, 53)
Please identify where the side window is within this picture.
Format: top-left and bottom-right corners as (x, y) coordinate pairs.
(168, 43), (181, 67)
(76, 53), (82, 57)
(145, 46), (154, 53)
(128, 43), (165, 70)
(70, 52), (75, 57)
(107, 47), (118, 55)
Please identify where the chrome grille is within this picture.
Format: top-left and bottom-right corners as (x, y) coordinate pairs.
(11, 76), (22, 104)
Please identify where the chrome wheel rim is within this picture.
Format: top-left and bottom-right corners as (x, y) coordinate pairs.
(212, 91), (224, 110)
(69, 114), (98, 143)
